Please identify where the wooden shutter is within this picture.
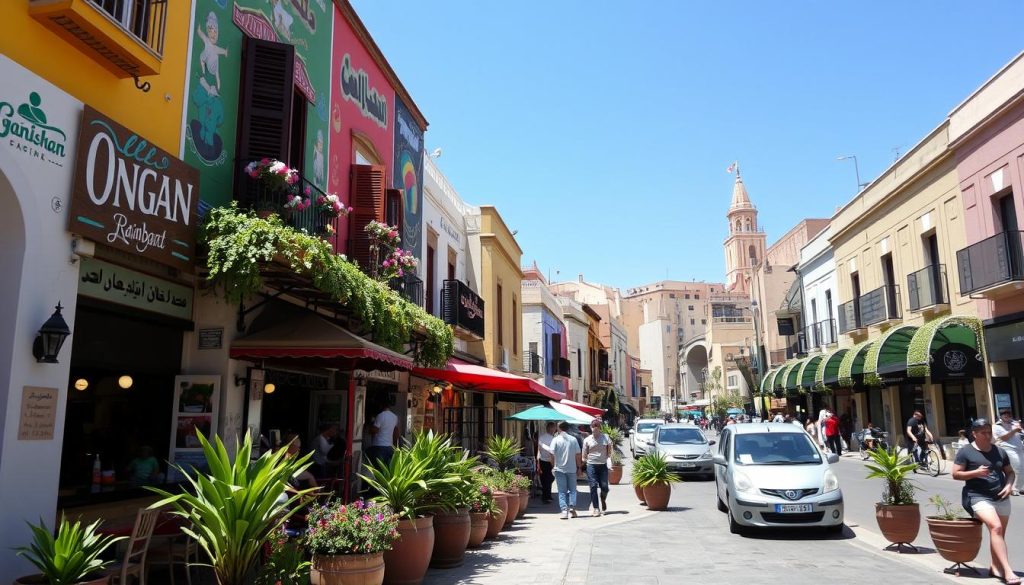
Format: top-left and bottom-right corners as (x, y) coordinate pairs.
(236, 37), (294, 200)
(385, 188), (404, 245)
(349, 164), (386, 270)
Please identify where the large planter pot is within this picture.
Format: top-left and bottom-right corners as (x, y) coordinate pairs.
(633, 482), (646, 504)
(468, 512), (489, 548)
(430, 508), (471, 569)
(926, 517), (983, 565)
(875, 503), (921, 549)
(15, 575), (109, 585)
(311, 553), (386, 585)
(642, 482), (672, 511)
(516, 489), (529, 518)
(609, 465), (624, 485)
(502, 490), (519, 528)
(382, 516), (435, 585)
(486, 493), (509, 538)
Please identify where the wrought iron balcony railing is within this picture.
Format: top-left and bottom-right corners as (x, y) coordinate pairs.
(389, 273), (423, 306)
(837, 299), (861, 334)
(859, 284), (901, 327)
(907, 264), (948, 311)
(236, 162), (338, 243)
(89, 0), (167, 56)
(956, 231), (1024, 296)
(801, 319), (837, 350)
(523, 351), (542, 375)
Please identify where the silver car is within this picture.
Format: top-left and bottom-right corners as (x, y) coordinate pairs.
(649, 423), (715, 479)
(630, 419), (662, 457)
(713, 423), (843, 534)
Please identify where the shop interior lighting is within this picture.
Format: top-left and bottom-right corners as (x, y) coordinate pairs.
(118, 375), (133, 389)
(264, 383), (276, 394)
(33, 303), (72, 363)
(73, 378), (89, 391)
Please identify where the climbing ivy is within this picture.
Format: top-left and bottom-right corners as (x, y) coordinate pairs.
(837, 340), (872, 388)
(906, 316), (985, 378)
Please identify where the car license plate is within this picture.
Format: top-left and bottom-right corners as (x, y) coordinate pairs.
(775, 504), (812, 513)
(680, 463), (696, 468)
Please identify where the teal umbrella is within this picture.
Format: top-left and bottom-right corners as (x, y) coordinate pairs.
(727, 408), (745, 415)
(507, 406), (591, 425)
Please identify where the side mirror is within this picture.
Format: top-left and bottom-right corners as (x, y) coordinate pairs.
(645, 440), (654, 446)
(713, 454), (727, 466)
(708, 440), (716, 446)
(826, 453), (839, 464)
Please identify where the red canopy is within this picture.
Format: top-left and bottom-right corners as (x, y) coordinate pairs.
(559, 398), (605, 416)
(411, 361), (565, 401)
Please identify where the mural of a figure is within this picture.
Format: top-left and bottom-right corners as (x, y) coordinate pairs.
(189, 11), (228, 162)
(270, 0), (294, 40)
(313, 129), (325, 186)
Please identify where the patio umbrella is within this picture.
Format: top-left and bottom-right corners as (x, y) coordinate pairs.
(726, 407), (745, 415)
(548, 401), (597, 424)
(507, 405), (591, 425)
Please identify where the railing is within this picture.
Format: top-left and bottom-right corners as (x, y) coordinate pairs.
(523, 351), (542, 375)
(88, 0), (167, 56)
(236, 162), (337, 242)
(712, 316), (752, 324)
(389, 273), (423, 306)
(907, 264), (948, 311)
(802, 319), (837, 350)
(837, 299), (861, 334)
(956, 231), (1024, 295)
(859, 284), (901, 326)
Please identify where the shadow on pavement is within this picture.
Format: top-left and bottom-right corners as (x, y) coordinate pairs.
(423, 549), (523, 585)
(738, 524), (856, 541)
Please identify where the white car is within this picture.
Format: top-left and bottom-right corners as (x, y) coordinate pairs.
(630, 419), (663, 457)
(713, 422), (844, 534)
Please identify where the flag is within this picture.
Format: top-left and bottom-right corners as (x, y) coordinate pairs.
(726, 161), (737, 174)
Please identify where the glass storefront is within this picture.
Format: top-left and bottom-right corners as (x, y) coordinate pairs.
(942, 380), (977, 436)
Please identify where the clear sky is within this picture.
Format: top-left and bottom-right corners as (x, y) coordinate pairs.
(352, 1), (1024, 289)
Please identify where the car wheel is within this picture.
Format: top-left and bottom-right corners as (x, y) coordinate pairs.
(716, 493), (727, 512)
(728, 508), (744, 535)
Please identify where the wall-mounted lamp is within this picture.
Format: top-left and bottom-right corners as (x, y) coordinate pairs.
(263, 383), (276, 394)
(118, 375), (134, 389)
(73, 378), (89, 391)
(33, 303), (71, 363)
(235, 374), (275, 394)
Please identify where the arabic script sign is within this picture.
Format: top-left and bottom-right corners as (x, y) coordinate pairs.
(18, 386), (58, 441)
(78, 258), (194, 321)
(69, 106), (200, 269)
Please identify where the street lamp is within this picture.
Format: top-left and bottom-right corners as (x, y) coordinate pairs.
(33, 303), (71, 363)
(837, 155), (869, 192)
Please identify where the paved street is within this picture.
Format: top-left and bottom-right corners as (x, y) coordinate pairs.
(423, 449), (1021, 585)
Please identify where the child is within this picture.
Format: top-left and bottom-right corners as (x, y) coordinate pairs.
(957, 429), (970, 446)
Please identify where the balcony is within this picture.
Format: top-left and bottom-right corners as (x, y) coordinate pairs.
(31, 0), (166, 78)
(801, 319), (837, 351)
(956, 231), (1024, 298)
(389, 273), (423, 307)
(441, 279), (485, 341)
(599, 368), (613, 383)
(523, 350), (542, 375)
(552, 357), (571, 380)
(237, 162), (338, 241)
(859, 284), (901, 327)
(907, 264), (949, 312)
(837, 299), (862, 334)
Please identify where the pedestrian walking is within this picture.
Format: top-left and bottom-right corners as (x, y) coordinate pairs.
(805, 417), (821, 448)
(583, 419), (612, 517)
(537, 421), (556, 504)
(542, 421), (582, 519)
(818, 407), (830, 446)
(952, 418), (1019, 584)
(824, 412), (842, 455)
(994, 408), (1024, 496)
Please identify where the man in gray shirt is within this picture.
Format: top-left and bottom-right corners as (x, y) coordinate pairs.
(543, 421), (583, 519)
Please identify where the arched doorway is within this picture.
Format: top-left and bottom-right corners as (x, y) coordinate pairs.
(0, 167), (27, 441)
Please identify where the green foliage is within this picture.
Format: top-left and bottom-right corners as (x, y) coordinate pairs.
(256, 532), (310, 585)
(602, 425), (623, 450)
(15, 517), (124, 585)
(483, 435), (521, 472)
(631, 453), (680, 487)
(928, 494), (967, 521)
(304, 499), (400, 556)
(907, 316), (985, 378)
(466, 473), (500, 515)
(864, 447), (918, 505)
(360, 448), (432, 520)
(610, 449), (624, 466)
(201, 205), (454, 367)
(405, 431), (477, 513)
(838, 340), (871, 388)
(640, 411), (662, 419)
(148, 431), (314, 585)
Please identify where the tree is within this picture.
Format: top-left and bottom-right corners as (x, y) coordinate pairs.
(704, 366), (745, 418)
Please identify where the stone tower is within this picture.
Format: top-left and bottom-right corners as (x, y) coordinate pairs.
(723, 169), (766, 294)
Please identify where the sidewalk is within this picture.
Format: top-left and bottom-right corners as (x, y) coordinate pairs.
(421, 474), (653, 585)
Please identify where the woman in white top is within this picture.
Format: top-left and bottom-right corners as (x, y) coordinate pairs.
(582, 419), (612, 517)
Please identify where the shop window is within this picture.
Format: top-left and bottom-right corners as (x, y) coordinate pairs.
(496, 284), (504, 348)
(512, 296), (518, 353)
(425, 243), (436, 315)
(942, 381), (977, 436)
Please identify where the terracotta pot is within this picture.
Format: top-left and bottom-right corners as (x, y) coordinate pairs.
(642, 482), (671, 511)
(430, 508), (471, 569)
(15, 576), (109, 585)
(517, 489), (529, 518)
(486, 493), (509, 538)
(633, 483), (646, 504)
(468, 512), (489, 548)
(609, 465), (624, 485)
(382, 516), (434, 585)
(874, 503), (921, 546)
(926, 517), (983, 563)
(502, 490), (518, 528)
(311, 553), (385, 585)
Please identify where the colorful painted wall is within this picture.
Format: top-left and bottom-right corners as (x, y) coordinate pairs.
(183, 0), (333, 209)
(328, 6), (395, 248)
(394, 97), (424, 262)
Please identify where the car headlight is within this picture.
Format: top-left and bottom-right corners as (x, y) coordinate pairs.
(734, 470), (756, 494)
(699, 449), (712, 460)
(823, 469), (839, 493)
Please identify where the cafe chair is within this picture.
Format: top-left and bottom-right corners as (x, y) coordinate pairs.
(109, 507), (161, 585)
(145, 528), (198, 585)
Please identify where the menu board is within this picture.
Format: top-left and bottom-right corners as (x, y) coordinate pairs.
(167, 375), (220, 481)
(18, 386), (58, 440)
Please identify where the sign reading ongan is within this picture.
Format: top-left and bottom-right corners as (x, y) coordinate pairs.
(69, 106), (200, 269)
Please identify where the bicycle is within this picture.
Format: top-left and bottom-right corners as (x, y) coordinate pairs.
(855, 429), (890, 460)
(898, 440), (944, 476)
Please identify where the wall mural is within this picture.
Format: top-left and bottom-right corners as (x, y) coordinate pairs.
(393, 97), (423, 263)
(184, 0), (332, 211)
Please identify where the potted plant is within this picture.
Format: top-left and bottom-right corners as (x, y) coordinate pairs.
(511, 473), (533, 518)
(304, 499), (400, 585)
(257, 529), (311, 585)
(497, 471), (520, 528)
(925, 495), (983, 572)
(15, 517), (124, 585)
(483, 435), (520, 472)
(149, 431), (313, 585)
(466, 476), (499, 548)
(603, 425), (625, 484)
(631, 455), (650, 504)
(479, 472), (509, 539)
(865, 447), (920, 552)
(632, 453), (679, 510)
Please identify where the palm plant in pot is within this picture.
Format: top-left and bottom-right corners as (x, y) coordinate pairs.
(865, 447), (920, 552)
(630, 455), (651, 504)
(925, 495), (982, 573)
(304, 499), (400, 585)
(15, 517), (124, 585)
(632, 453), (679, 510)
(483, 435), (520, 472)
(603, 425), (625, 484)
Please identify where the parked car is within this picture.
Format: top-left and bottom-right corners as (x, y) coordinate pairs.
(713, 422), (843, 535)
(648, 423), (715, 479)
(630, 419), (663, 457)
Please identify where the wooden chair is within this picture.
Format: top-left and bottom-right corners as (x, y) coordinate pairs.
(145, 528), (198, 585)
(109, 507), (161, 585)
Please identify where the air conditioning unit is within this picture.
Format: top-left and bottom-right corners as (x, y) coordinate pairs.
(497, 348), (510, 371)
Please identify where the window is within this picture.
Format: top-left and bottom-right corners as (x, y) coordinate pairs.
(825, 290), (833, 321)
(690, 319), (695, 325)
(496, 284), (503, 348)
(701, 319), (707, 325)
(695, 293), (700, 299)
(727, 374), (738, 388)
(577, 348), (582, 377)
(669, 293), (676, 299)
(512, 296), (518, 353)
(425, 243), (436, 315)
(688, 305), (694, 311)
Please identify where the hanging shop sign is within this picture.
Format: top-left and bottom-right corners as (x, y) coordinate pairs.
(984, 319), (1024, 363)
(930, 343), (985, 381)
(78, 257), (193, 321)
(441, 279), (485, 340)
(68, 106), (200, 269)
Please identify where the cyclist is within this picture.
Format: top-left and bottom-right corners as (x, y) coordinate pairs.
(906, 410), (934, 466)
(862, 421), (884, 451)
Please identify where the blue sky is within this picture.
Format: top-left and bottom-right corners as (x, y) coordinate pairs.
(352, 1), (1024, 289)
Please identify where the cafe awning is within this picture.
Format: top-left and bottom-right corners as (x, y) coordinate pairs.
(815, 347), (848, 388)
(550, 400), (597, 422)
(761, 365), (782, 394)
(837, 340), (872, 388)
(798, 355), (823, 389)
(559, 398), (605, 416)
(907, 315), (985, 378)
(779, 360), (803, 391)
(411, 361), (565, 401)
(863, 325), (918, 385)
(230, 302), (414, 371)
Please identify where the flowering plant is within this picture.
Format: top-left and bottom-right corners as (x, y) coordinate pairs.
(245, 158), (299, 188)
(316, 193), (352, 219)
(283, 192), (311, 212)
(305, 499), (400, 556)
(256, 529), (309, 585)
(381, 248), (418, 280)
(466, 477), (499, 515)
(365, 220), (401, 249)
